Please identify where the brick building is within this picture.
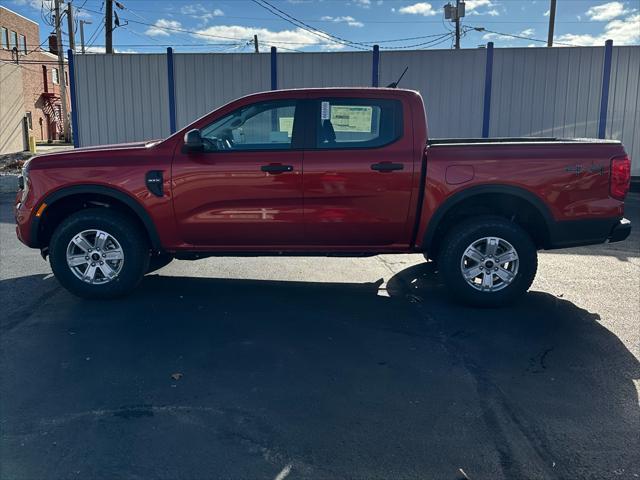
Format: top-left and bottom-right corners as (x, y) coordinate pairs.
(0, 6), (70, 147)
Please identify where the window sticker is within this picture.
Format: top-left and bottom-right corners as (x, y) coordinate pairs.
(321, 101), (331, 120)
(330, 105), (373, 133)
(279, 117), (294, 137)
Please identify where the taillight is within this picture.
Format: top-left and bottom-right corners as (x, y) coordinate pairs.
(610, 155), (631, 200)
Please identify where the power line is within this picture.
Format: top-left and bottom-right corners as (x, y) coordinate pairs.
(75, 5), (253, 41)
(251, 0), (370, 50)
(464, 25), (578, 46)
(384, 32), (455, 50)
(74, 3), (452, 50)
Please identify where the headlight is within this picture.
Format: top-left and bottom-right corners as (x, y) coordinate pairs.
(20, 159), (31, 202)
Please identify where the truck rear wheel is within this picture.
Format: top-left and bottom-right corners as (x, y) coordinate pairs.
(49, 209), (150, 299)
(437, 216), (537, 307)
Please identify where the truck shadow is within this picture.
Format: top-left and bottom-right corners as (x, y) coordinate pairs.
(1, 269), (639, 479)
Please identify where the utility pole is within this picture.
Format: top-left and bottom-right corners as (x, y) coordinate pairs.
(53, 0), (71, 142)
(66, 2), (75, 52)
(253, 34), (259, 53)
(454, 0), (461, 49)
(80, 19), (91, 53)
(547, 0), (557, 47)
(105, 0), (113, 53)
(444, 1), (465, 49)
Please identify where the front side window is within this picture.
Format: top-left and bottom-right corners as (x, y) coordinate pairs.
(316, 98), (402, 149)
(52, 67), (59, 84)
(200, 100), (297, 151)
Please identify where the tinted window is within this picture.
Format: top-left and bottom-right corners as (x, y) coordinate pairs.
(316, 98), (402, 149)
(201, 100), (297, 151)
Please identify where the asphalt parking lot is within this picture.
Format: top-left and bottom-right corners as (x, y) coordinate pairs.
(1, 191), (638, 480)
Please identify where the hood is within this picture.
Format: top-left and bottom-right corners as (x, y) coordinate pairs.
(26, 140), (164, 170)
(58, 140), (161, 154)
(82, 139), (164, 151)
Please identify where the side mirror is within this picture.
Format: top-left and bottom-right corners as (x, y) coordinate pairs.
(183, 129), (204, 152)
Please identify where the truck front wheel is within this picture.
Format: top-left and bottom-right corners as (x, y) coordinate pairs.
(437, 216), (537, 307)
(49, 209), (150, 299)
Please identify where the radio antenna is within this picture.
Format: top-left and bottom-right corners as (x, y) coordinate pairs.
(386, 67), (409, 88)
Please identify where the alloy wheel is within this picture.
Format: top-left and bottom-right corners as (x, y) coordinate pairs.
(460, 236), (519, 292)
(66, 229), (125, 285)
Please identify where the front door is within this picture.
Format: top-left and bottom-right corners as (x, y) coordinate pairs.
(302, 96), (416, 247)
(172, 99), (304, 248)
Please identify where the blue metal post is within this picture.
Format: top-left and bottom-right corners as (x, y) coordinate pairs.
(270, 46), (277, 90)
(481, 42), (494, 138)
(67, 49), (80, 148)
(372, 44), (380, 87)
(598, 39), (613, 139)
(166, 47), (177, 134)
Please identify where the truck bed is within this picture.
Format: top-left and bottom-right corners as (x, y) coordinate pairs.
(428, 137), (622, 146)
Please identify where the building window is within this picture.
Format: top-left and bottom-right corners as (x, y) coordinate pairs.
(52, 67), (59, 85)
(19, 34), (27, 54)
(0, 27), (7, 49)
(64, 71), (68, 86)
(26, 112), (33, 130)
(9, 30), (17, 50)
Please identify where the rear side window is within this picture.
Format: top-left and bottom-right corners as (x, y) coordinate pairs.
(315, 98), (402, 149)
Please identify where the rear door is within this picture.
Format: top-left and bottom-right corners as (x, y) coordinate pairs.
(302, 95), (416, 247)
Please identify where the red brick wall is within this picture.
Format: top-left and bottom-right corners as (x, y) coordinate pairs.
(0, 6), (71, 143)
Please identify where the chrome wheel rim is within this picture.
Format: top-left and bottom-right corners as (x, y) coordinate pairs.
(460, 236), (519, 292)
(66, 229), (125, 285)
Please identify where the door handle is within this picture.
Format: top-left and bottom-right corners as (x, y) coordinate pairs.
(371, 162), (404, 172)
(261, 164), (293, 174)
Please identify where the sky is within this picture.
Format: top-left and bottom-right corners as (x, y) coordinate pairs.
(7, 0), (640, 53)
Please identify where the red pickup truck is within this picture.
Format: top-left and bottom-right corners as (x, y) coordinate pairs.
(15, 88), (631, 306)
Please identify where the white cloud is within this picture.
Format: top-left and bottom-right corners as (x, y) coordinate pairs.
(13, 0), (53, 10)
(179, 4), (223, 26)
(398, 2), (437, 16)
(84, 46), (138, 54)
(544, 9), (550, 16)
(75, 9), (92, 19)
(483, 28), (535, 41)
(180, 4), (224, 21)
(145, 19), (182, 37)
(320, 15), (364, 27)
(465, 0), (494, 11)
(353, 0), (371, 7)
(465, 0), (498, 15)
(193, 25), (347, 52)
(557, 13), (640, 45)
(585, 2), (628, 21)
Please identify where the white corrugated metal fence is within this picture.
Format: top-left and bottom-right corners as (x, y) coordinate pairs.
(70, 45), (640, 176)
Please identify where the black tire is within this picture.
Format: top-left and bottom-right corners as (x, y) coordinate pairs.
(438, 216), (537, 307)
(146, 252), (173, 274)
(49, 209), (150, 299)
